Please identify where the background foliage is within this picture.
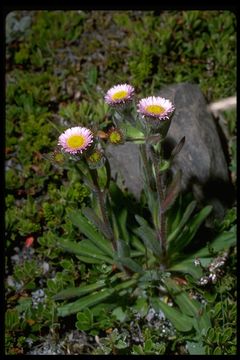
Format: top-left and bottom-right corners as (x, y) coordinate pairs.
(5, 10), (236, 355)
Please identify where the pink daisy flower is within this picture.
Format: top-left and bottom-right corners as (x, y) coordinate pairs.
(104, 83), (135, 106)
(58, 127), (93, 155)
(137, 96), (175, 120)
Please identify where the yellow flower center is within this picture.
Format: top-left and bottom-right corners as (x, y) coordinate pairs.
(54, 152), (64, 163)
(88, 151), (101, 163)
(109, 131), (122, 144)
(111, 90), (128, 101)
(145, 104), (165, 115)
(66, 135), (85, 149)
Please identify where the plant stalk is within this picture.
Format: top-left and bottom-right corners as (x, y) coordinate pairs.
(146, 141), (167, 258)
(89, 168), (117, 251)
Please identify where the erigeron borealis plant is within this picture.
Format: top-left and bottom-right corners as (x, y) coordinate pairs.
(52, 83), (235, 334)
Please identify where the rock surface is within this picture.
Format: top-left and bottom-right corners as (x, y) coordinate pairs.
(106, 83), (234, 217)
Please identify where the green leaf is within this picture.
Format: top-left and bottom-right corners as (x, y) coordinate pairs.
(213, 346), (222, 355)
(159, 159), (170, 172)
(145, 188), (160, 228)
(115, 256), (143, 274)
(76, 255), (105, 264)
(112, 306), (127, 322)
(167, 200), (197, 243)
(186, 341), (206, 355)
(57, 288), (114, 317)
(161, 170), (182, 213)
(169, 136), (185, 162)
(134, 215), (161, 257)
(53, 280), (106, 300)
(133, 298), (149, 317)
(57, 238), (114, 264)
(164, 278), (201, 317)
(168, 205), (213, 255)
(168, 260), (203, 280)
(111, 209), (120, 240)
(113, 278), (138, 292)
(76, 308), (93, 331)
(187, 225), (236, 259)
(116, 239), (130, 258)
(5, 309), (20, 331)
(130, 234), (146, 253)
(82, 207), (110, 240)
(67, 210), (114, 257)
(122, 122), (145, 142)
(151, 298), (193, 332)
(196, 309), (211, 336)
(117, 209), (130, 243)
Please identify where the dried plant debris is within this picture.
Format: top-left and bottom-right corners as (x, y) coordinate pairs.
(196, 251), (229, 286)
(27, 330), (94, 355)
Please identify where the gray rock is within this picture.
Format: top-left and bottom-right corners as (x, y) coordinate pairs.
(106, 83), (234, 217)
(159, 83), (229, 187)
(106, 142), (143, 199)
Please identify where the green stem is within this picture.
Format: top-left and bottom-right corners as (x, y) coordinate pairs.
(89, 168), (117, 251)
(146, 141), (167, 258)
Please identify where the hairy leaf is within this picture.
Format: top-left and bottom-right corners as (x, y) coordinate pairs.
(168, 205), (213, 256)
(164, 278), (201, 317)
(134, 215), (161, 257)
(53, 280), (106, 300)
(151, 297), (193, 332)
(67, 210), (114, 257)
(169, 136), (185, 162)
(57, 288), (114, 317)
(116, 239), (131, 258)
(115, 256), (143, 274)
(161, 170), (182, 213)
(168, 260), (203, 280)
(82, 207), (111, 240)
(167, 200), (197, 244)
(57, 238), (114, 264)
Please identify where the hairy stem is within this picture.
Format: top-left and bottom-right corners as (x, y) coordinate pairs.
(146, 141), (167, 258)
(89, 168), (117, 251)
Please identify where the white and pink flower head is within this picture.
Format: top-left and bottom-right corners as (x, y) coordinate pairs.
(104, 83), (135, 106)
(58, 126), (93, 155)
(137, 96), (175, 120)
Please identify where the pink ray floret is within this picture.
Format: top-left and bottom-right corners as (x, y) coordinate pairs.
(58, 126), (93, 155)
(104, 83), (135, 105)
(137, 96), (175, 120)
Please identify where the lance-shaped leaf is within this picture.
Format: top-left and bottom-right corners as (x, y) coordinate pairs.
(139, 144), (156, 192)
(167, 200), (197, 244)
(57, 238), (114, 265)
(185, 225), (236, 259)
(117, 209), (129, 243)
(161, 170), (182, 213)
(75, 162), (95, 191)
(134, 215), (161, 257)
(53, 280), (106, 300)
(121, 122), (145, 142)
(169, 136), (185, 162)
(115, 256), (143, 274)
(116, 239), (131, 259)
(130, 234), (146, 253)
(82, 207), (111, 240)
(163, 278), (202, 318)
(194, 308), (211, 336)
(57, 288), (114, 317)
(151, 297), (194, 332)
(113, 278), (138, 292)
(167, 260), (203, 280)
(67, 210), (114, 257)
(168, 205), (213, 259)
